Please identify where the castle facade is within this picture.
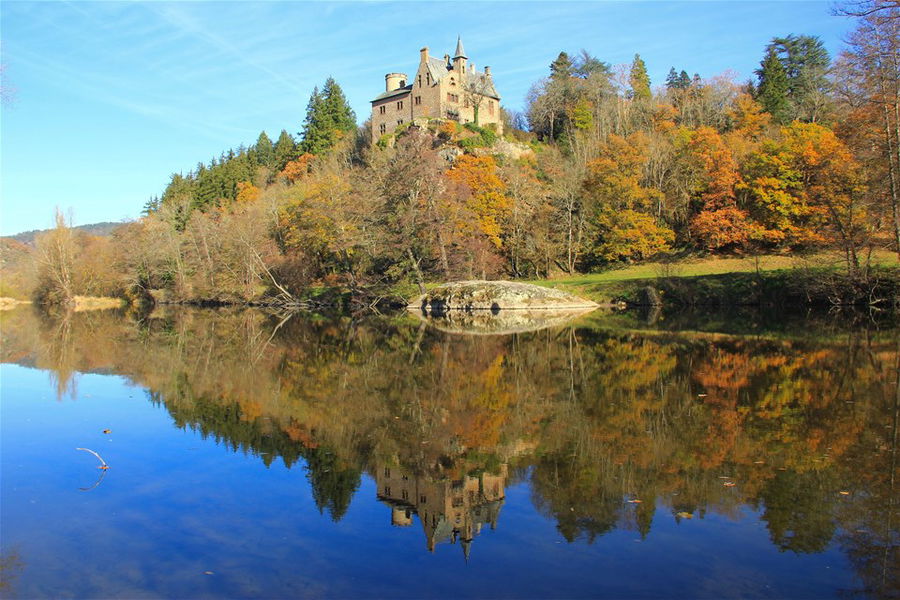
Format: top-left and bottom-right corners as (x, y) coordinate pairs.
(371, 37), (502, 139)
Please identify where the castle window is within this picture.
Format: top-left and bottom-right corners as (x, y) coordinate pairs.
(415, 96), (421, 106)
(384, 467), (391, 477)
(399, 79), (406, 87)
(418, 75), (422, 87)
(379, 105), (386, 115)
(489, 101), (495, 116)
(379, 123), (386, 134)
(396, 100), (403, 110)
(450, 78), (456, 86)
(426, 73), (431, 85)
(397, 120), (403, 125)
(401, 489), (409, 500)
(385, 486), (392, 496)
(420, 495), (427, 503)
(446, 93), (458, 103)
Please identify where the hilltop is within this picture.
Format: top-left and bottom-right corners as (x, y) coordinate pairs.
(6, 222), (123, 246)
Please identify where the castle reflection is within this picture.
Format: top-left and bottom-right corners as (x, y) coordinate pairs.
(376, 464), (506, 557)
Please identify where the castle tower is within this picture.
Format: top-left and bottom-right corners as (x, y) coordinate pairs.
(452, 36), (467, 74)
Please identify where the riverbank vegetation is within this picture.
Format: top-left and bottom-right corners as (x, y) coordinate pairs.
(3, 2), (898, 308)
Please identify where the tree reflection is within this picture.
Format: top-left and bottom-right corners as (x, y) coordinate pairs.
(1, 305), (896, 596)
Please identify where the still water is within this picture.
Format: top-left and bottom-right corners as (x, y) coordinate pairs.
(0, 306), (897, 599)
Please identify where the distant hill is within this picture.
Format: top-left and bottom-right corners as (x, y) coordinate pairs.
(6, 222), (124, 246)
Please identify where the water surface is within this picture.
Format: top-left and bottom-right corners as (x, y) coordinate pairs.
(1, 306), (897, 598)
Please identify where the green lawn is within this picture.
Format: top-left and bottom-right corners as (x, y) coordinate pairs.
(537, 249), (898, 286)
(528, 249), (898, 304)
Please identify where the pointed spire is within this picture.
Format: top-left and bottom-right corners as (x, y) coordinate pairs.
(454, 36), (467, 59)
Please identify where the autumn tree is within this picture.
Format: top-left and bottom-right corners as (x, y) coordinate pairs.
(581, 133), (673, 262)
(686, 127), (754, 251)
(834, 2), (900, 257)
(34, 209), (77, 304)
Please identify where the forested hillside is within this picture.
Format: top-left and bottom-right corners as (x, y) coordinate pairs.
(13, 1), (900, 306)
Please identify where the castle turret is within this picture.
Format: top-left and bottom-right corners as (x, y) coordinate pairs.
(452, 35), (467, 73)
(385, 72), (407, 92)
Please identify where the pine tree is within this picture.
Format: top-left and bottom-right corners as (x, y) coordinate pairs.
(549, 52), (574, 81)
(274, 129), (297, 172)
(629, 54), (651, 100)
(766, 35), (831, 121)
(666, 67), (680, 90)
(755, 47), (791, 124)
(254, 131), (275, 169)
(299, 78), (357, 156)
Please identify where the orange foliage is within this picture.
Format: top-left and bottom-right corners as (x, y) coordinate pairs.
(446, 155), (510, 248)
(280, 153), (314, 183)
(235, 181), (261, 204)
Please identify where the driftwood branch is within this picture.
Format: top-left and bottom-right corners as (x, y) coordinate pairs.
(76, 447), (109, 469)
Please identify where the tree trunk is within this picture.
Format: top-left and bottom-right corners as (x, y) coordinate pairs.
(407, 247), (426, 294)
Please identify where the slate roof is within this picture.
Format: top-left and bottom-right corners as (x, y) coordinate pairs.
(454, 36), (467, 59)
(371, 84), (413, 103)
(371, 38), (500, 103)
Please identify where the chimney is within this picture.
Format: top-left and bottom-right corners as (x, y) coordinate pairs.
(444, 54), (450, 65)
(484, 66), (491, 76)
(420, 47), (429, 62)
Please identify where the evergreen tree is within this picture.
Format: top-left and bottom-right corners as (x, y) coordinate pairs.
(549, 52), (574, 81)
(665, 68), (693, 91)
(254, 131), (275, 169)
(755, 47), (791, 124)
(274, 129), (297, 171)
(766, 34), (831, 121)
(666, 67), (680, 90)
(629, 54), (651, 100)
(299, 78), (357, 156)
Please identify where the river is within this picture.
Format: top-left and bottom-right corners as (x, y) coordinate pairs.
(0, 305), (896, 598)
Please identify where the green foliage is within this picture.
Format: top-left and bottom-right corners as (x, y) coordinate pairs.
(666, 67), (691, 91)
(458, 123), (497, 149)
(299, 77), (357, 156)
(766, 35), (831, 122)
(629, 54), (651, 101)
(274, 129), (298, 171)
(254, 131), (275, 169)
(756, 48), (791, 124)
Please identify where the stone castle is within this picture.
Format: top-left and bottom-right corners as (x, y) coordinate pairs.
(371, 37), (502, 139)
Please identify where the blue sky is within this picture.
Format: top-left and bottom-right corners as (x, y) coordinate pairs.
(0, 1), (853, 235)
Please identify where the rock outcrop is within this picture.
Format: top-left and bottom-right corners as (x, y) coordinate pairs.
(409, 280), (598, 312)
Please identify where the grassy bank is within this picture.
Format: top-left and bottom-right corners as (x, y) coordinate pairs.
(536, 251), (900, 308)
